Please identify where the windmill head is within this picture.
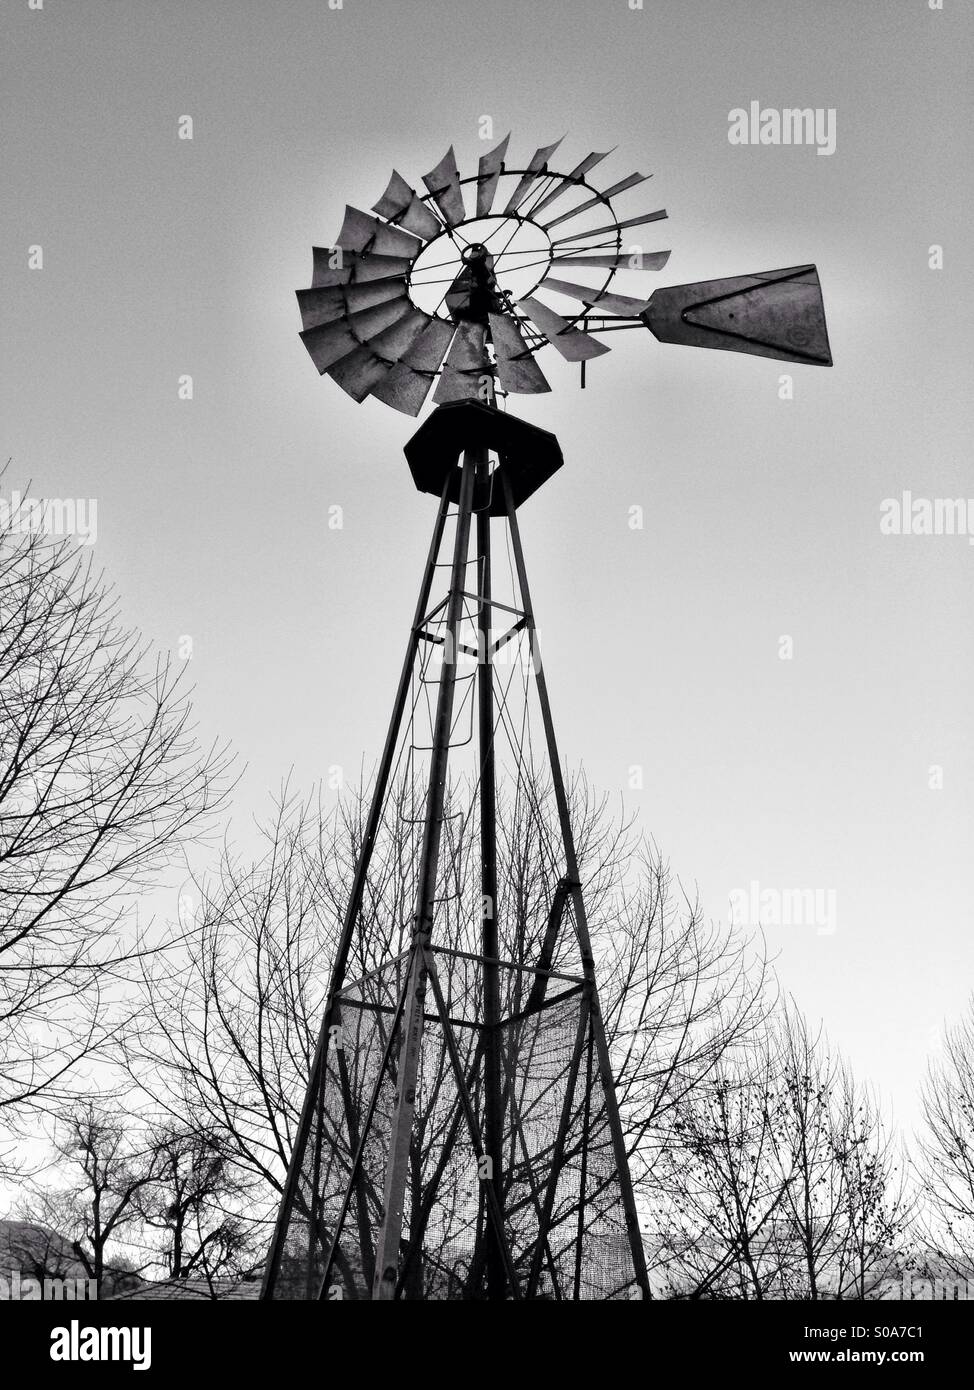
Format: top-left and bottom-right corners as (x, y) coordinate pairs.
(295, 136), (832, 417)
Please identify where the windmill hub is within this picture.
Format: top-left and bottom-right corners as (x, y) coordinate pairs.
(446, 242), (505, 325)
(408, 214), (552, 330)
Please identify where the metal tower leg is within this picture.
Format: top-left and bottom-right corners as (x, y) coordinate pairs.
(501, 469), (652, 1301)
(260, 476), (452, 1301)
(372, 449), (478, 1300)
(475, 449), (506, 1301)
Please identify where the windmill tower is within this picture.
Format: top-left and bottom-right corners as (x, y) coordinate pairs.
(260, 136), (832, 1302)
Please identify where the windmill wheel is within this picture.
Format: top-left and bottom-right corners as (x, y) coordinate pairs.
(295, 135), (672, 415)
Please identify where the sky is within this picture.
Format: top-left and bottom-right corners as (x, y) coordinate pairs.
(3, 0), (973, 1139)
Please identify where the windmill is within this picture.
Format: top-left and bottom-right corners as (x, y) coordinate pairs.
(260, 136), (832, 1302)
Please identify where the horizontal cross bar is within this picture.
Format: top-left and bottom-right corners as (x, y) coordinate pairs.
(417, 629), (481, 658)
(459, 591), (526, 619)
(431, 944), (585, 986)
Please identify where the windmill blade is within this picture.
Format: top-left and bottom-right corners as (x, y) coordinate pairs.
(527, 150), (615, 219)
(299, 299), (414, 374)
(433, 321), (492, 403)
(422, 147), (467, 228)
(327, 309), (432, 402)
(488, 313), (551, 395)
(518, 296), (611, 362)
(552, 209), (668, 248)
(502, 138), (564, 215)
(541, 277), (652, 317)
(540, 173), (651, 231)
(643, 264), (833, 365)
(370, 319), (457, 416)
(476, 133), (511, 217)
(372, 171), (443, 240)
(296, 278), (408, 331)
(311, 248), (414, 288)
(552, 250), (671, 272)
(336, 206), (423, 259)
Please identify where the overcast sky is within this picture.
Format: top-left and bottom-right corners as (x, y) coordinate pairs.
(3, 0), (972, 1136)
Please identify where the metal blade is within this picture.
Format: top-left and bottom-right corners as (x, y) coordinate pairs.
(643, 264), (833, 366)
(311, 249), (413, 287)
(422, 147), (466, 228)
(370, 319), (456, 416)
(551, 251), (671, 272)
(296, 278), (408, 331)
(441, 319), (489, 370)
(433, 321), (492, 403)
(502, 138), (564, 214)
(335, 205), (423, 259)
(372, 170), (443, 240)
(488, 313), (551, 394)
(299, 299), (413, 373)
(526, 150), (615, 218)
(433, 367), (487, 404)
(476, 133), (511, 217)
(518, 296), (611, 362)
(540, 173), (650, 230)
(540, 277), (652, 317)
(327, 309), (431, 402)
(551, 208), (668, 247)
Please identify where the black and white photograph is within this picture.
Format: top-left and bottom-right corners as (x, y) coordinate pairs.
(2, 0), (971, 1371)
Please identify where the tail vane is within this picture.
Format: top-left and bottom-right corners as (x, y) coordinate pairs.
(643, 264), (832, 366)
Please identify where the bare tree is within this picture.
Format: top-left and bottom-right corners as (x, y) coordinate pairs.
(599, 845), (770, 1215)
(0, 490), (233, 1120)
(829, 1069), (911, 1299)
(21, 1105), (255, 1296)
(655, 1006), (911, 1299)
(135, 1123), (253, 1287)
(768, 1007), (909, 1300)
(653, 1036), (791, 1298)
(1, 1216), (92, 1291)
(20, 1101), (158, 1297)
(126, 772), (767, 1284)
(767, 1007), (848, 1299)
(918, 1000), (974, 1279)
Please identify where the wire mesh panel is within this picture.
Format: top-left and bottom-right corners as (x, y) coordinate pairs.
(499, 992), (640, 1300)
(269, 945), (640, 1299)
(396, 955), (483, 1299)
(270, 958), (408, 1300)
